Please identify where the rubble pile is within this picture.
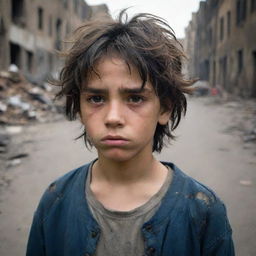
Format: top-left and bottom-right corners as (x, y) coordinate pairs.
(223, 99), (256, 145)
(0, 70), (64, 125)
(0, 69), (65, 174)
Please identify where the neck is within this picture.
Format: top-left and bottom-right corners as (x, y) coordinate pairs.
(93, 152), (160, 185)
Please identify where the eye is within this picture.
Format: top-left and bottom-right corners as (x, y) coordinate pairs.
(128, 95), (145, 104)
(87, 95), (104, 104)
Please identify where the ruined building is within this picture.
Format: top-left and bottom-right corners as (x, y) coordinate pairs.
(0, 0), (108, 83)
(184, 0), (256, 97)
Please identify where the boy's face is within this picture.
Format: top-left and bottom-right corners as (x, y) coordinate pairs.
(80, 56), (170, 162)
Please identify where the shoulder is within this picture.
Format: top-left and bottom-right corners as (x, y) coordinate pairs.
(163, 162), (231, 228)
(165, 162), (220, 205)
(166, 162), (232, 247)
(161, 162), (234, 254)
(35, 162), (91, 221)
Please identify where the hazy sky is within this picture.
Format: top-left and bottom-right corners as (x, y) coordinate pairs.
(86, 0), (203, 38)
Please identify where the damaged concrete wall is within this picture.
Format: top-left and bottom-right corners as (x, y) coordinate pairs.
(90, 4), (109, 17)
(0, 1), (11, 70)
(184, 13), (197, 79)
(0, 0), (109, 84)
(184, 0), (256, 97)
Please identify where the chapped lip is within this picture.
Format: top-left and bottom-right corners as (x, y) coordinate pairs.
(101, 135), (129, 141)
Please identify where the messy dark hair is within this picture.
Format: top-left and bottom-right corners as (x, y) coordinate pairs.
(55, 10), (194, 152)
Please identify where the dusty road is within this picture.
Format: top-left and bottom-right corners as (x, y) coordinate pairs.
(0, 97), (255, 255)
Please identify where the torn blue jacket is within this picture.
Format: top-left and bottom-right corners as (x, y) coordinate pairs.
(26, 161), (235, 256)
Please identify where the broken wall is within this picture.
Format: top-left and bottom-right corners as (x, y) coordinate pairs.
(0, 0), (109, 84)
(185, 0), (256, 97)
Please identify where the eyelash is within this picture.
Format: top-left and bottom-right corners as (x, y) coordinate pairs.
(127, 95), (145, 104)
(85, 95), (146, 105)
(86, 95), (104, 104)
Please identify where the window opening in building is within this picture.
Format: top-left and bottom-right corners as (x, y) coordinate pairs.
(220, 17), (224, 41)
(73, 0), (78, 14)
(236, 0), (241, 24)
(49, 16), (52, 36)
(223, 56), (227, 89)
(26, 51), (33, 73)
(219, 56), (228, 89)
(63, 0), (68, 9)
(10, 42), (21, 68)
(56, 19), (62, 38)
(213, 60), (216, 86)
(38, 7), (44, 30)
(237, 0), (247, 25)
(82, 5), (88, 19)
(252, 51), (256, 96)
(208, 27), (212, 45)
(251, 0), (256, 12)
(242, 0), (247, 20)
(12, 0), (25, 26)
(227, 11), (231, 37)
(205, 60), (210, 81)
(66, 22), (70, 36)
(37, 50), (45, 69)
(199, 60), (210, 81)
(238, 49), (243, 73)
(55, 19), (62, 50)
(48, 53), (53, 72)
(0, 16), (5, 34)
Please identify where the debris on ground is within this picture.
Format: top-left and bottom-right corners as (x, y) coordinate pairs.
(222, 98), (256, 146)
(8, 153), (29, 160)
(5, 126), (23, 135)
(244, 129), (256, 143)
(0, 132), (10, 153)
(200, 93), (256, 151)
(239, 180), (253, 186)
(0, 69), (63, 126)
(0, 68), (64, 174)
(7, 159), (22, 168)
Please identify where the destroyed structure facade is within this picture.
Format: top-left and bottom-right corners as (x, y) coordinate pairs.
(0, 0), (108, 83)
(184, 0), (256, 97)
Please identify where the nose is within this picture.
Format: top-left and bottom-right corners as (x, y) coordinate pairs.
(104, 100), (124, 128)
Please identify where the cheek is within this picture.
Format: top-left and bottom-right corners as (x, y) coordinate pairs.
(131, 113), (159, 136)
(79, 102), (97, 124)
(80, 101), (94, 117)
(81, 115), (94, 129)
(132, 105), (161, 124)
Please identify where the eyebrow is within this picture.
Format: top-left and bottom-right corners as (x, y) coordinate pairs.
(82, 87), (153, 94)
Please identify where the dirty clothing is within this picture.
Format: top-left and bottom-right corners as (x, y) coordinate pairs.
(86, 164), (172, 256)
(26, 161), (235, 256)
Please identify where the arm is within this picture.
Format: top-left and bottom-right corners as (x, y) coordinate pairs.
(26, 211), (45, 256)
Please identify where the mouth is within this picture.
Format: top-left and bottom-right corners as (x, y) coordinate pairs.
(101, 135), (129, 146)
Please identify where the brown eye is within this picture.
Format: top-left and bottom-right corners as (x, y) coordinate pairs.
(87, 95), (104, 104)
(128, 95), (145, 104)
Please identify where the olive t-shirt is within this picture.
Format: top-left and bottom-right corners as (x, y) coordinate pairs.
(85, 164), (172, 256)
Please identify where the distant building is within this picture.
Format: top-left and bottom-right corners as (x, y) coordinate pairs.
(90, 4), (109, 17)
(184, 0), (256, 97)
(0, 0), (109, 83)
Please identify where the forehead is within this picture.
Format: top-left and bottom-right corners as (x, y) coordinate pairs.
(85, 56), (146, 88)
(83, 55), (153, 91)
(92, 56), (129, 73)
(88, 56), (137, 79)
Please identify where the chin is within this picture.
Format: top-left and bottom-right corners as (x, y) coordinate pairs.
(98, 148), (139, 163)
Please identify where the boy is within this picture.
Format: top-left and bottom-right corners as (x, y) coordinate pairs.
(27, 11), (235, 256)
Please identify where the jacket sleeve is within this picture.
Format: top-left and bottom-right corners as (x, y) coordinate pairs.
(202, 200), (235, 256)
(26, 211), (45, 256)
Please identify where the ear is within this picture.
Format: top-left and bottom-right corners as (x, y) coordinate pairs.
(158, 109), (171, 125)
